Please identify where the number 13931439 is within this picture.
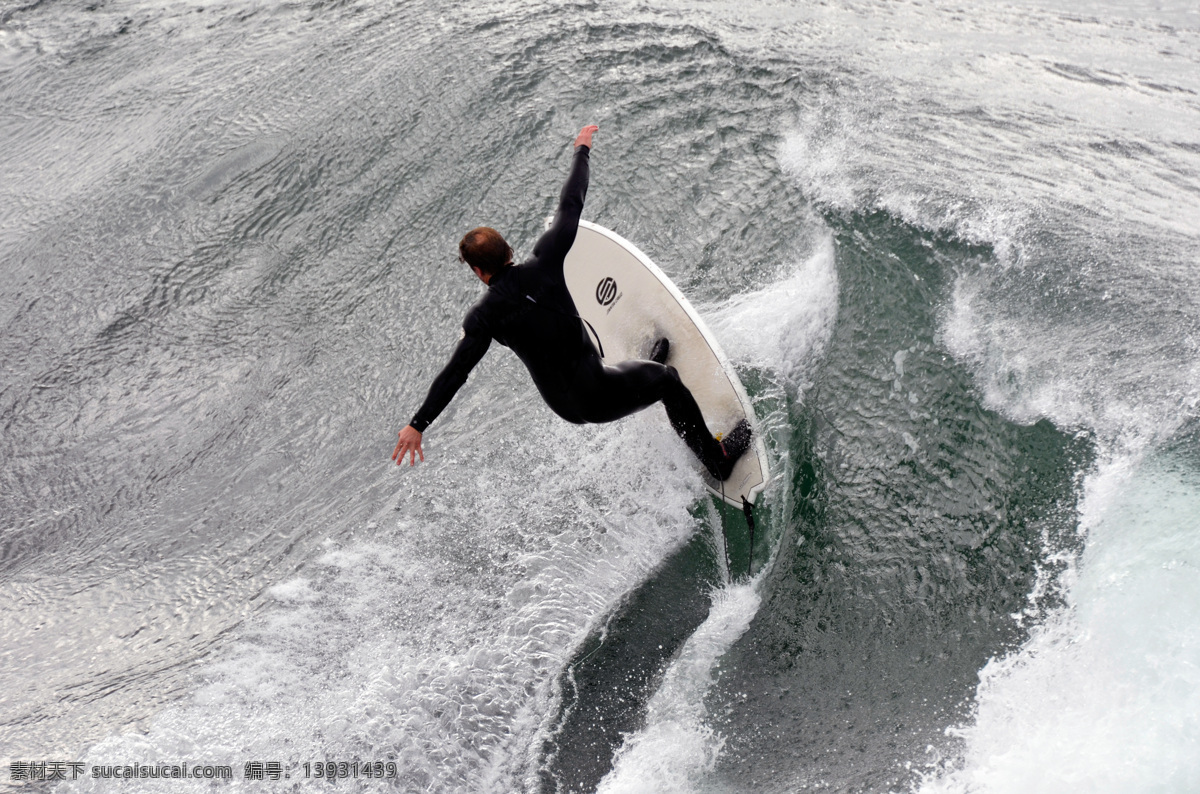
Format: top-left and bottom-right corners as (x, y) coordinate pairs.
(302, 761), (397, 780)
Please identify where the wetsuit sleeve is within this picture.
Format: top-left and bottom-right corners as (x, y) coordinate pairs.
(529, 144), (590, 271)
(408, 327), (491, 432)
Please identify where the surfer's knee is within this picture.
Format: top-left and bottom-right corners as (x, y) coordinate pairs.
(635, 361), (681, 398)
(653, 364), (694, 408)
(661, 364), (687, 392)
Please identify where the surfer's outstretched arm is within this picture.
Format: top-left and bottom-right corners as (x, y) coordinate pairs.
(530, 125), (597, 271)
(392, 424), (423, 466)
(394, 327), (491, 465)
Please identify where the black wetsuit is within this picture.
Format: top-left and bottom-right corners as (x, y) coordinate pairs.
(408, 145), (724, 469)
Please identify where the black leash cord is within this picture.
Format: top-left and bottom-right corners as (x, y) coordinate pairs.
(742, 496), (756, 579)
(719, 483), (758, 580)
(582, 317), (604, 359)
(524, 293), (604, 359)
(719, 479), (731, 579)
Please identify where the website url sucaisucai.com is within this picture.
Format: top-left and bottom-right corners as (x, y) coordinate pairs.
(10, 761), (233, 782)
(90, 763), (233, 780)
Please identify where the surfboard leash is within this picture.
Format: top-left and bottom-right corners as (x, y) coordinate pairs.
(718, 483), (757, 580)
(719, 479), (731, 580)
(522, 292), (605, 359)
(742, 496), (756, 579)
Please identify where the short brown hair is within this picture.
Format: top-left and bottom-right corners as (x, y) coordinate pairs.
(458, 227), (512, 277)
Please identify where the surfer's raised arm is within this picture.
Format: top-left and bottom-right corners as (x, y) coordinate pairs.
(530, 125), (597, 270)
(574, 124), (598, 149)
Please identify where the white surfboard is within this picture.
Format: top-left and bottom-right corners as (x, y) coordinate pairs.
(562, 220), (769, 507)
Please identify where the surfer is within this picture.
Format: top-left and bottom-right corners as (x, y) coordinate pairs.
(392, 124), (750, 480)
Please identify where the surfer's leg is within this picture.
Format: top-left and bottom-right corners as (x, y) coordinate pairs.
(572, 359), (734, 477)
(654, 367), (752, 480)
(648, 365), (726, 468)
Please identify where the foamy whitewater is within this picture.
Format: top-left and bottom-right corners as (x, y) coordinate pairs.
(921, 454), (1200, 794)
(1, 0), (1197, 791)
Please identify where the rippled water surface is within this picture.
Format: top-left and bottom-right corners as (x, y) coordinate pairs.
(2, 0), (1198, 791)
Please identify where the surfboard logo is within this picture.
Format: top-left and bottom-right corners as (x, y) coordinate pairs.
(595, 277), (618, 307)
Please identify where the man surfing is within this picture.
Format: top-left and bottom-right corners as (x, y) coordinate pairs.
(392, 124), (750, 480)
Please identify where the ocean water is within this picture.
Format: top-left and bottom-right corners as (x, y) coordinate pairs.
(1, 0), (1197, 791)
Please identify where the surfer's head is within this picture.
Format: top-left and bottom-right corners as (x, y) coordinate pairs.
(459, 227), (512, 283)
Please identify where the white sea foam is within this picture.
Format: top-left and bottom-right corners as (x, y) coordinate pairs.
(706, 234), (839, 396)
(61, 413), (709, 792)
(918, 452), (1200, 794)
(597, 583), (761, 794)
(942, 273), (1200, 451)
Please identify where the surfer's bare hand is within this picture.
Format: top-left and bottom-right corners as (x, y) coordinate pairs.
(392, 425), (424, 467)
(574, 124), (599, 149)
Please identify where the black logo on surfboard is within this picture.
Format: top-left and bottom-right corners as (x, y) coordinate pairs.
(595, 277), (618, 307)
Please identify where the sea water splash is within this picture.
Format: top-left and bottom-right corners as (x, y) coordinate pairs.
(919, 451), (1200, 794)
(706, 234), (839, 398)
(943, 263), (1200, 450)
(61, 412), (711, 793)
(924, 120), (1200, 789)
(597, 583), (762, 794)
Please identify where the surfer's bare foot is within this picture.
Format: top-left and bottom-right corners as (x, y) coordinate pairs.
(710, 419), (752, 481)
(650, 337), (670, 365)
